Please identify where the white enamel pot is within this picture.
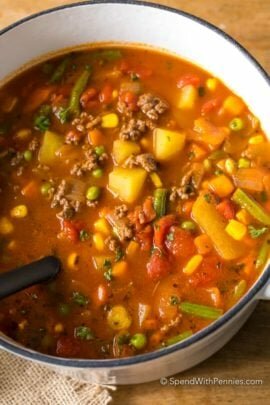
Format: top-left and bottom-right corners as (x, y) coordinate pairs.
(0, 1), (270, 385)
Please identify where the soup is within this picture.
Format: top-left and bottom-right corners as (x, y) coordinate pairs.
(0, 46), (269, 359)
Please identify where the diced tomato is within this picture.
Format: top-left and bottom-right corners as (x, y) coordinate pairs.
(136, 225), (153, 251)
(119, 90), (138, 111)
(143, 197), (156, 223)
(216, 199), (235, 220)
(177, 74), (201, 89)
(56, 336), (80, 357)
(147, 250), (171, 281)
(99, 84), (113, 104)
(153, 214), (177, 250)
(189, 255), (223, 287)
(80, 87), (98, 108)
(165, 226), (196, 259)
(201, 97), (221, 115)
(60, 220), (86, 243)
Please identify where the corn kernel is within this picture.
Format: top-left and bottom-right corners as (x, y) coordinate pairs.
(0, 217), (14, 235)
(236, 209), (252, 225)
(225, 158), (237, 174)
(93, 233), (105, 251)
(112, 261), (128, 278)
(150, 172), (163, 188)
(54, 323), (64, 333)
(223, 95), (245, 115)
(101, 113), (119, 128)
(126, 240), (140, 257)
(208, 175), (234, 197)
(94, 218), (111, 236)
(10, 205), (28, 218)
(248, 135), (264, 145)
(18, 320), (28, 331)
(225, 219), (247, 240)
(15, 128), (31, 141)
(67, 252), (79, 270)
(183, 254), (203, 275)
(206, 78), (218, 91)
(112, 90), (118, 99)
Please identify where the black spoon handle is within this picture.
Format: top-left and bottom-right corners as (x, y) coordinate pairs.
(0, 256), (61, 300)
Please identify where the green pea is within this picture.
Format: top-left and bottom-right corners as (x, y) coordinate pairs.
(86, 186), (101, 201)
(58, 303), (70, 316)
(92, 168), (103, 178)
(229, 118), (244, 131)
(40, 182), (52, 196)
(130, 333), (147, 350)
(94, 145), (105, 156)
(181, 220), (196, 231)
(23, 150), (33, 162)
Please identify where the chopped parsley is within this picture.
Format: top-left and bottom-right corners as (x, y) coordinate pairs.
(34, 104), (51, 132)
(74, 326), (94, 341)
(204, 193), (211, 203)
(55, 106), (70, 124)
(115, 248), (124, 262)
(248, 225), (268, 239)
(117, 333), (130, 345)
(170, 296), (180, 306)
(79, 229), (90, 242)
(130, 72), (139, 81)
(72, 291), (89, 306)
(103, 259), (113, 281)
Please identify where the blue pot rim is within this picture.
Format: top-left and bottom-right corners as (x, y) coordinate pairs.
(0, 0), (269, 369)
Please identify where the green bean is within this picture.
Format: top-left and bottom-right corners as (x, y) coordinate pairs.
(153, 188), (168, 218)
(69, 66), (92, 116)
(232, 188), (270, 225)
(256, 233), (270, 270)
(164, 330), (193, 346)
(179, 302), (223, 320)
(50, 56), (70, 83)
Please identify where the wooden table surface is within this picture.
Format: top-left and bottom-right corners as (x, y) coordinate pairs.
(0, 1), (269, 403)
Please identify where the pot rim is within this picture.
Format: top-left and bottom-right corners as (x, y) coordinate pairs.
(0, 0), (269, 369)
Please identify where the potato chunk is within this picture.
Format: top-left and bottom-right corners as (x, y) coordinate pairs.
(109, 167), (147, 203)
(38, 130), (63, 165)
(112, 140), (141, 164)
(153, 128), (186, 161)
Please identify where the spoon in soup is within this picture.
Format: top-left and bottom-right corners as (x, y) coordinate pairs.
(0, 256), (61, 300)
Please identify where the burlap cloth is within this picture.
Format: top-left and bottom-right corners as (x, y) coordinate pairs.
(0, 349), (114, 404)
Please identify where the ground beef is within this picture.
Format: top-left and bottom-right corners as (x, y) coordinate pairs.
(137, 93), (169, 120)
(125, 153), (158, 172)
(51, 180), (82, 219)
(170, 164), (204, 201)
(28, 137), (39, 151)
(105, 236), (121, 253)
(117, 100), (133, 118)
(70, 145), (108, 177)
(114, 204), (128, 219)
(117, 223), (134, 241)
(10, 151), (24, 166)
(119, 118), (147, 141)
(72, 112), (101, 134)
